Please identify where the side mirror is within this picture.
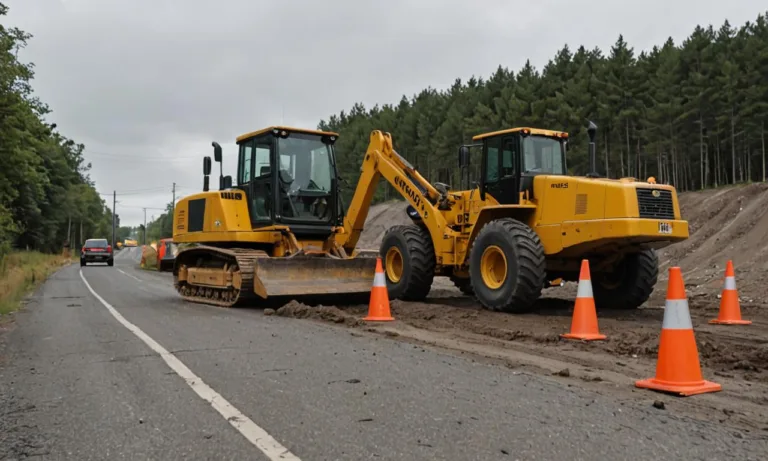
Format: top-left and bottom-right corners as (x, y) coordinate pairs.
(203, 156), (212, 176)
(212, 142), (222, 163)
(458, 146), (470, 168)
(203, 175), (210, 192)
(221, 175), (233, 190)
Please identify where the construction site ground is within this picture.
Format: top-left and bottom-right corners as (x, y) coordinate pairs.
(275, 183), (768, 436)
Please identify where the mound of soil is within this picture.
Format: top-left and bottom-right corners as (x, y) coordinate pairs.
(274, 300), (362, 327)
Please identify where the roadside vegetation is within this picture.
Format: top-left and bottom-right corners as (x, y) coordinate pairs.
(0, 251), (71, 316)
(1, 3), (117, 262)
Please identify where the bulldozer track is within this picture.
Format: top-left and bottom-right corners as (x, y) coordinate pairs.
(173, 246), (268, 308)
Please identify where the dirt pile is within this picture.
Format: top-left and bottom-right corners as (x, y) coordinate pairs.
(356, 201), (411, 250)
(655, 182), (768, 302)
(273, 300), (362, 327)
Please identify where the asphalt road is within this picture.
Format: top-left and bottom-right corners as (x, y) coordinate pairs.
(1, 247), (765, 460)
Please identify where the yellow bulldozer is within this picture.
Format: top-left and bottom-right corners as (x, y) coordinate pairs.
(172, 123), (688, 312)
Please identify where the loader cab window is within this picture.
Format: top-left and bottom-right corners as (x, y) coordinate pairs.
(276, 133), (335, 224)
(483, 135), (520, 205)
(522, 136), (566, 175)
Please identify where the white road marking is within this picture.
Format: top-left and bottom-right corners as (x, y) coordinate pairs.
(79, 269), (301, 460)
(117, 268), (143, 282)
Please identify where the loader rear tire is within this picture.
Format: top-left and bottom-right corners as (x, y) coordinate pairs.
(379, 225), (436, 301)
(593, 249), (658, 310)
(469, 218), (546, 313)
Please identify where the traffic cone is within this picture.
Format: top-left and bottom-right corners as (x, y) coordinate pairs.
(709, 260), (751, 325)
(636, 267), (722, 396)
(363, 257), (394, 322)
(561, 260), (606, 341)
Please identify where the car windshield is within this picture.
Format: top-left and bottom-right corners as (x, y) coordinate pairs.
(522, 136), (566, 175)
(277, 133), (334, 222)
(85, 239), (108, 248)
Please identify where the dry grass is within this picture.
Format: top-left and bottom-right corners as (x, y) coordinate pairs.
(0, 251), (71, 315)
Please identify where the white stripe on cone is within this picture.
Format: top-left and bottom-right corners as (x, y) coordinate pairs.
(724, 276), (736, 290)
(373, 271), (386, 287)
(576, 279), (593, 299)
(661, 299), (693, 330)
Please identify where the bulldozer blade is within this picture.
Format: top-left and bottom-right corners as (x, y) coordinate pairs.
(253, 251), (379, 298)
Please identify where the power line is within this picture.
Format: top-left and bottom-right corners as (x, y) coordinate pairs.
(83, 149), (199, 160)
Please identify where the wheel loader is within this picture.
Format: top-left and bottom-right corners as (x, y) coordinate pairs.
(171, 123), (688, 313)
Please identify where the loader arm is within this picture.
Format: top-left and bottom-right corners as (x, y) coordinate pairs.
(338, 130), (454, 254)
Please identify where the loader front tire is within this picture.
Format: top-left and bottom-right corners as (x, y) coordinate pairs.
(379, 225), (436, 301)
(593, 249), (658, 310)
(469, 218), (546, 313)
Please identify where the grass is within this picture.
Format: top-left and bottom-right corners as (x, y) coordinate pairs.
(0, 250), (72, 316)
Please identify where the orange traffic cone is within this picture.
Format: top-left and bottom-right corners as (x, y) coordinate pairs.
(709, 260), (751, 325)
(561, 260), (606, 341)
(636, 267), (721, 396)
(363, 257), (394, 322)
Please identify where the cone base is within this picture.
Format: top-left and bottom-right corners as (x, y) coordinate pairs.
(363, 315), (394, 322)
(560, 332), (607, 341)
(635, 377), (722, 396)
(709, 319), (752, 325)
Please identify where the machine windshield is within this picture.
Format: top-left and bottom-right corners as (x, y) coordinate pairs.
(277, 134), (334, 222)
(522, 136), (566, 175)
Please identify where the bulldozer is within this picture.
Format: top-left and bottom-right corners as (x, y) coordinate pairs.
(172, 122), (689, 312)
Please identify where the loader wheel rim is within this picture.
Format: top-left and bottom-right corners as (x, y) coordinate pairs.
(480, 245), (507, 290)
(385, 247), (404, 283)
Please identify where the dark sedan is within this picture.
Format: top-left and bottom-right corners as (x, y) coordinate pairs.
(80, 238), (114, 267)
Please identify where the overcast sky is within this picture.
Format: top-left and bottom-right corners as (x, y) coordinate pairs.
(5, 0), (765, 226)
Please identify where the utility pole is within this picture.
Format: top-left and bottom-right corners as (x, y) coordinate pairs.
(112, 191), (116, 249)
(143, 208), (147, 245)
(172, 182), (176, 216)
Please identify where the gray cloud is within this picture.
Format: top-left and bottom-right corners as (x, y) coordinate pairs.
(6, 0), (764, 225)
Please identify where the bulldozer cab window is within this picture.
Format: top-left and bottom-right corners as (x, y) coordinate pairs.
(238, 144), (253, 186)
(238, 136), (273, 223)
(522, 136), (565, 175)
(276, 133), (334, 223)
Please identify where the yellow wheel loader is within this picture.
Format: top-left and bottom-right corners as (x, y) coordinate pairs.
(172, 122), (688, 313)
(344, 121), (689, 312)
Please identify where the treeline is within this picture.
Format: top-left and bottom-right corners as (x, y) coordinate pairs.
(320, 12), (768, 205)
(139, 202), (174, 243)
(0, 3), (115, 258)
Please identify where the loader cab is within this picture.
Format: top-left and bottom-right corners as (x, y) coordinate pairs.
(233, 126), (341, 236)
(474, 127), (568, 204)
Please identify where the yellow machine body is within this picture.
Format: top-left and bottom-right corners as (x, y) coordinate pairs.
(172, 123), (688, 312)
(172, 126), (378, 307)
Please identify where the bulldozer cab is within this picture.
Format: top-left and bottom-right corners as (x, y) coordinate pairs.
(468, 128), (569, 205)
(232, 127), (342, 235)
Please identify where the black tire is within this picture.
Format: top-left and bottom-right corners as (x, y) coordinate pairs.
(449, 275), (474, 296)
(80, 259), (86, 267)
(593, 249), (658, 310)
(469, 218), (546, 313)
(107, 259), (114, 267)
(379, 225), (436, 301)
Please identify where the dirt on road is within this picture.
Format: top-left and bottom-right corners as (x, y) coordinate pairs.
(277, 184), (768, 435)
